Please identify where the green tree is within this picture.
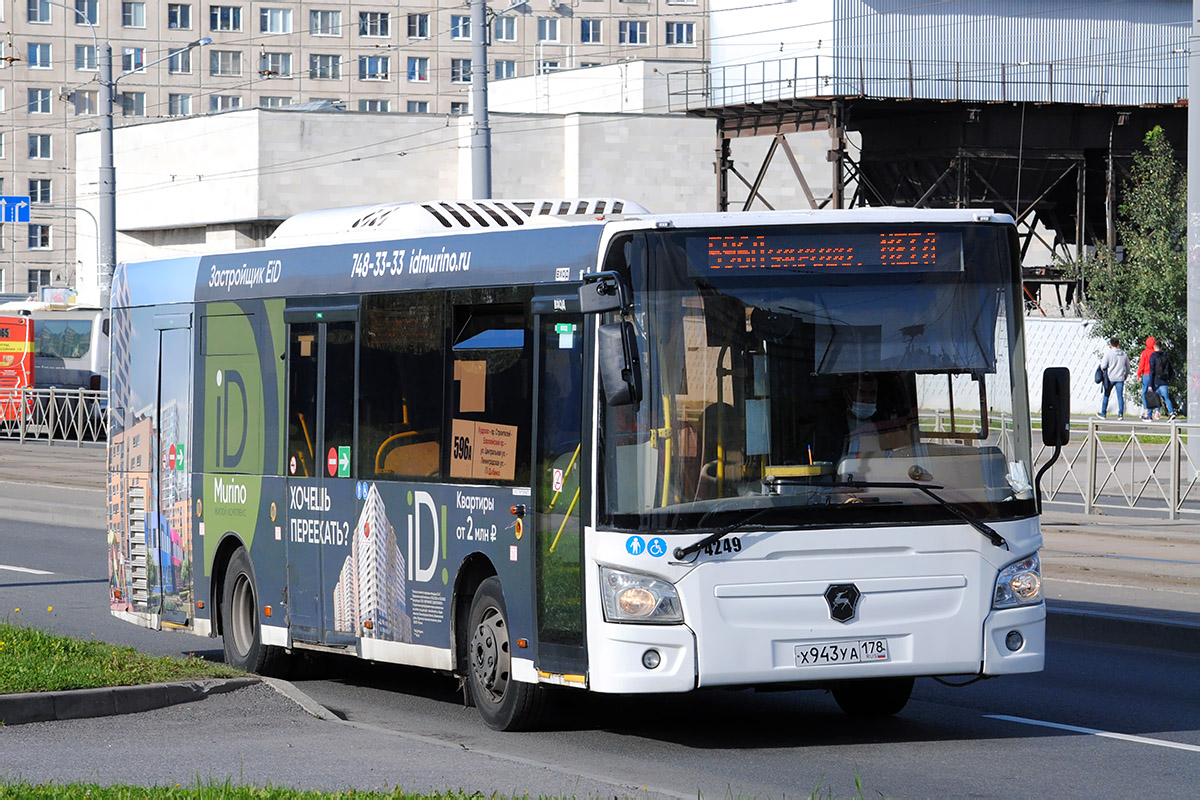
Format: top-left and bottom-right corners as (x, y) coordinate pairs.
(1080, 126), (1186, 406)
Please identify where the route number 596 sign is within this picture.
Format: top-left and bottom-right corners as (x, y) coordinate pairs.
(449, 418), (517, 481)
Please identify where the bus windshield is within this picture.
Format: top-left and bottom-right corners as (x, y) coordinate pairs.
(598, 223), (1036, 532)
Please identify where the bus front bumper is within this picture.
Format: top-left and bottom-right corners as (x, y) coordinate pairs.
(587, 622), (697, 694)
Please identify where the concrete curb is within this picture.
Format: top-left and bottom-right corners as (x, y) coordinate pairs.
(1046, 603), (1200, 654)
(261, 676), (338, 720)
(0, 677), (260, 726)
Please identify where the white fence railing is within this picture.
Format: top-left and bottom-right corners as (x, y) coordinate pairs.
(923, 410), (1199, 518)
(1035, 418), (1200, 519)
(0, 388), (107, 444)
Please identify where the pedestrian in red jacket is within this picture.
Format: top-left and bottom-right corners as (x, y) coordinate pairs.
(1137, 336), (1156, 419)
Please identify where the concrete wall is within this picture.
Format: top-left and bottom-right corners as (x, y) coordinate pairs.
(489, 60), (702, 114)
(1024, 318), (1157, 418)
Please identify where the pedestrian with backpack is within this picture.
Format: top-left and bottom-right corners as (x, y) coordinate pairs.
(1097, 337), (1130, 419)
(1149, 340), (1177, 420)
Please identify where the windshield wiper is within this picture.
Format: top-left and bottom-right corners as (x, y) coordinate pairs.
(673, 480), (1008, 558)
(838, 480), (1007, 549)
(673, 507), (774, 560)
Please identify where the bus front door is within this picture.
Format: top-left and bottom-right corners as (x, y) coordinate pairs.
(533, 309), (587, 675)
(285, 310), (357, 644)
(154, 314), (193, 628)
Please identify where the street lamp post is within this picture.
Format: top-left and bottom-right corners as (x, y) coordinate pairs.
(470, 0), (491, 199)
(470, 0), (529, 200)
(98, 37), (210, 307)
(98, 43), (114, 307)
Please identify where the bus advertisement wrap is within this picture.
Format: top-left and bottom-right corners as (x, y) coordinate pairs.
(107, 200), (1048, 731)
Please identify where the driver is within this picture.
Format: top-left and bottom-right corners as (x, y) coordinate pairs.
(840, 372), (918, 458)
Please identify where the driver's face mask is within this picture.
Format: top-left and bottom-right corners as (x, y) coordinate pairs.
(850, 401), (876, 420)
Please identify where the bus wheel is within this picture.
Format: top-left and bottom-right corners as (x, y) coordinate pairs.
(221, 548), (285, 675)
(831, 677), (914, 718)
(466, 576), (542, 731)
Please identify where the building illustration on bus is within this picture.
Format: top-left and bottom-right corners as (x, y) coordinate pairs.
(107, 198), (1062, 730)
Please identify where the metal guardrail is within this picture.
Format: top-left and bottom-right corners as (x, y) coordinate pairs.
(916, 410), (1195, 519)
(0, 388), (107, 444)
(1036, 417), (1200, 519)
(667, 54), (1188, 112)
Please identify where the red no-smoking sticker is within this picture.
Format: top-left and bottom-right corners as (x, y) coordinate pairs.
(327, 447), (338, 477)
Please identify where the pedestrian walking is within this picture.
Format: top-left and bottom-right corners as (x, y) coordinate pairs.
(1149, 340), (1177, 420)
(1136, 336), (1156, 419)
(1097, 337), (1130, 419)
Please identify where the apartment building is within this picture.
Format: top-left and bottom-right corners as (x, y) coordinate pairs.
(1, 0), (707, 297)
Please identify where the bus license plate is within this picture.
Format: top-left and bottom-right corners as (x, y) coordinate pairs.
(795, 638), (890, 666)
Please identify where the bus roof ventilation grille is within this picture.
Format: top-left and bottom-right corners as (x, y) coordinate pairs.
(267, 198), (648, 243)
(416, 199), (643, 231)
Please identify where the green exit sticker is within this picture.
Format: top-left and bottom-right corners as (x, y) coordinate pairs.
(555, 323), (577, 349)
(176, 443), (186, 471)
(338, 446), (351, 478)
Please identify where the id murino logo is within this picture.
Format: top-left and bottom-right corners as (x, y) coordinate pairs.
(215, 369), (248, 468)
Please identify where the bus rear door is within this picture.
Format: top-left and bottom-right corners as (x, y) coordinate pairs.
(284, 303), (357, 644)
(153, 311), (193, 627)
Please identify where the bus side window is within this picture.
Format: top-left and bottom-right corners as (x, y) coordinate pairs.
(358, 292), (446, 480)
(448, 300), (531, 485)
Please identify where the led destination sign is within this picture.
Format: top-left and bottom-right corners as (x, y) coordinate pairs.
(691, 230), (964, 274)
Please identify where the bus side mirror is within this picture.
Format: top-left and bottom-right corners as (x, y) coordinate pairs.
(579, 272), (629, 314)
(598, 321), (642, 406)
(1041, 367), (1070, 446)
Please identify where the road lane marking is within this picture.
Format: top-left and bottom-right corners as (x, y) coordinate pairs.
(986, 714), (1200, 753)
(1046, 576), (1200, 597)
(0, 564), (54, 575)
(1042, 548), (1200, 567)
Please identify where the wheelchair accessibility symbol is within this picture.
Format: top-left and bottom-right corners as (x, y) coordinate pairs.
(625, 536), (645, 556)
(647, 538), (667, 557)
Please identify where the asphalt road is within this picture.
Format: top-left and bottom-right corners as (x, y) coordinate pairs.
(1, 515), (1198, 798)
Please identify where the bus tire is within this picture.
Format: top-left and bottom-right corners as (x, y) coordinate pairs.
(466, 576), (542, 731)
(221, 548), (286, 675)
(831, 677), (914, 718)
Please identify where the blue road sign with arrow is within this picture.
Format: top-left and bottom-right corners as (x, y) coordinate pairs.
(0, 197), (30, 223)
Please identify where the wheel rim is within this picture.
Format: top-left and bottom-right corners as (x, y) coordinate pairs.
(470, 604), (510, 705)
(230, 572), (255, 658)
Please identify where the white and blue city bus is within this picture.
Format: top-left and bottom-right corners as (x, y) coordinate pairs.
(107, 199), (1059, 730)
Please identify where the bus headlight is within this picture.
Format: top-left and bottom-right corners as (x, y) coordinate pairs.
(600, 566), (683, 624)
(993, 553), (1043, 609)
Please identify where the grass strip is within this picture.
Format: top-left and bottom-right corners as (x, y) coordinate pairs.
(0, 784), (875, 800)
(0, 621), (242, 694)
(0, 786), (504, 799)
